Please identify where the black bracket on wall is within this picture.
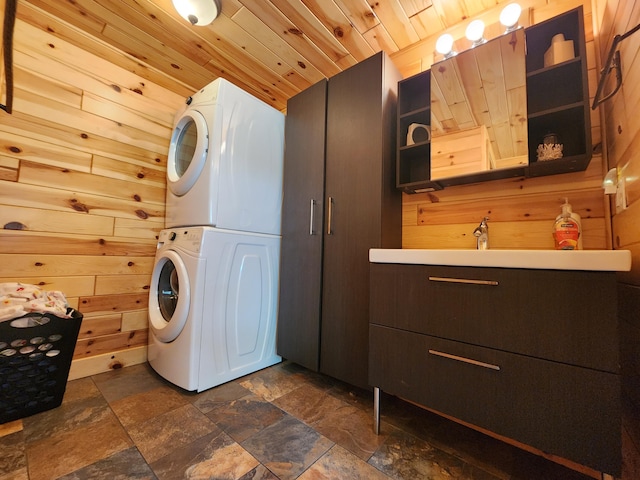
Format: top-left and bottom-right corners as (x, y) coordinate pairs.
(592, 23), (640, 110)
(1, 0), (18, 114)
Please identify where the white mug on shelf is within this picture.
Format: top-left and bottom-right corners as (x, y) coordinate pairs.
(406, 123), (430, 145)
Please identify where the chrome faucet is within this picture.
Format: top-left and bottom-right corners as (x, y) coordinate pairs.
(473, 217), (490, 250)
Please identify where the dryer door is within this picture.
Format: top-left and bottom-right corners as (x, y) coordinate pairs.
(149, 250), (190, 343)
(167, 111), (209, 197)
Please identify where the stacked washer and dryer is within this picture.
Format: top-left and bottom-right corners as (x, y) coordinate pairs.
(148, 79), (284, 392)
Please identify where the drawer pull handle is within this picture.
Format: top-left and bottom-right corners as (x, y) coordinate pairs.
(428, 349), (501, 371)
(428, 276), (498, 286)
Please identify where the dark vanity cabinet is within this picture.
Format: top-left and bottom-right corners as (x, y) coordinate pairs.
(277, 52), (402, 389)
(369, 262), (621, 477)
(397, 6), (591, 192)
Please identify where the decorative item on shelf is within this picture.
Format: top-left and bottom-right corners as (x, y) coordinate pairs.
(544, 33), (575, 67)
(536, 132), (563, 161)
(406, 123), (431, 146)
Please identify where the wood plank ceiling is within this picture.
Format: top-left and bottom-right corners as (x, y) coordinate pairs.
(17, 0), (508, 111)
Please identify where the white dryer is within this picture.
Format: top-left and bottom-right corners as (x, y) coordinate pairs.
(165, 78), (285, 234)
(147, 227), (281, 392)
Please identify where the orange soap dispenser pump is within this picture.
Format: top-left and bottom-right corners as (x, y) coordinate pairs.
(553, 197), (581, 250)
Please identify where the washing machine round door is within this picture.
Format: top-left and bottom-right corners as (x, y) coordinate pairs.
(149, 250), (190, 343)
(167, 110), (209, 197)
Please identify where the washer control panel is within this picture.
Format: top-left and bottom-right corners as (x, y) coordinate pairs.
(157, 228), (204, 253)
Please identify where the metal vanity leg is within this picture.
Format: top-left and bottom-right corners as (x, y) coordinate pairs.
(373, 386), (380, 435)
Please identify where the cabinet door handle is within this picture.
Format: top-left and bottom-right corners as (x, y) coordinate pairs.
(428, 349), (501, 371)
(428, 276), (498, 286)
(327, 196), (334, 235)
(309, 199), (316, 235)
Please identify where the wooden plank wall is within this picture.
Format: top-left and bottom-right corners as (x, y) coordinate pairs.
(594, 0), (640, 478)
(390, 0), (610, 252)
(0, 4), (185, 379)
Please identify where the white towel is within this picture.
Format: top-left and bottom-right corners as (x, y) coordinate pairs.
(0, 283), (71, 322)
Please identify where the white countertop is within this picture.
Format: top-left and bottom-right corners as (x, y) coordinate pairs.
(369, 249), (632, 272)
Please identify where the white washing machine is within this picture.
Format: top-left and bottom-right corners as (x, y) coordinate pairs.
(148, 227), (281, 392)
(165, 78), (285, 234)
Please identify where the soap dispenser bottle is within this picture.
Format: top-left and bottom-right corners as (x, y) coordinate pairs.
(553, 198), (581, 250)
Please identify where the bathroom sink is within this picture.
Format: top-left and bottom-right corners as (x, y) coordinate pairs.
(369, 248), (632, 272)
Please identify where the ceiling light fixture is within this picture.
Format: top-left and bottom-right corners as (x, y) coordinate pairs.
(465, 20), (486, 47)
(172, 0), (221, 26)
(500, 3), (522, 33)
(435, 34), (456, 58)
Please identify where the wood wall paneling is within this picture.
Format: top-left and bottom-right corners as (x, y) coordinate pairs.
(596, 0), (640, 479)
(0, 155), (19, 181)
(121, 309), (150, 332)
(226, 7), (326, 89)
(67, 346), (147, 381)
(78, 293), (151, 315)
(78, 313), (125, 339)
(0, 12), (169, 378)
(402, 152), (608, 250)
(73, 329), (148, 360)
(0, 254), (154, 276)
(16, 1), (195, 98)
(0, 231), (156, 256)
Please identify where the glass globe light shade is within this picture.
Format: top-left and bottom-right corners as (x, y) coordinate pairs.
(465, 20), (486, 45)
(172, 0), (221, 26)
(500, 3), (522, 32)
(436, 34), (455, 57)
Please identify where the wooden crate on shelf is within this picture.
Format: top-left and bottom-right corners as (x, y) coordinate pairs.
(431, 125), (495, 180)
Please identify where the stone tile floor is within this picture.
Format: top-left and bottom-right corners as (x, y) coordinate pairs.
(0, 361), (597, 479)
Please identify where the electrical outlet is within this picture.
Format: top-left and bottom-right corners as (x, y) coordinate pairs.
(616, 175), (627, 213)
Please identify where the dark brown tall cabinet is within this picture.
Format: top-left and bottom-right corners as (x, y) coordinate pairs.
(276, 80), (327, 372)
(277, 52), (402, 389)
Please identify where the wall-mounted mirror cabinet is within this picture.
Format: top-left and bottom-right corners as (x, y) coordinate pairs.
(431, 28), (527, 181)
(397, 6), (591, 193)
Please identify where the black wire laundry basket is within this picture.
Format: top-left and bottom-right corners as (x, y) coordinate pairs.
(0, 308), (83, 424)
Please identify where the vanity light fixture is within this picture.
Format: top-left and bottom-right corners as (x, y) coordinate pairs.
(500, 3), (522, 33)
(435, 4), (522, 60)
(435, 34), (456, 58)
(172, 0), (221, 26)
(466, 20), (486, 47)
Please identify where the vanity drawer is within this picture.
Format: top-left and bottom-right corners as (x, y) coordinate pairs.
(369, 262), (619, 372)
(369, 324), (621, 474)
